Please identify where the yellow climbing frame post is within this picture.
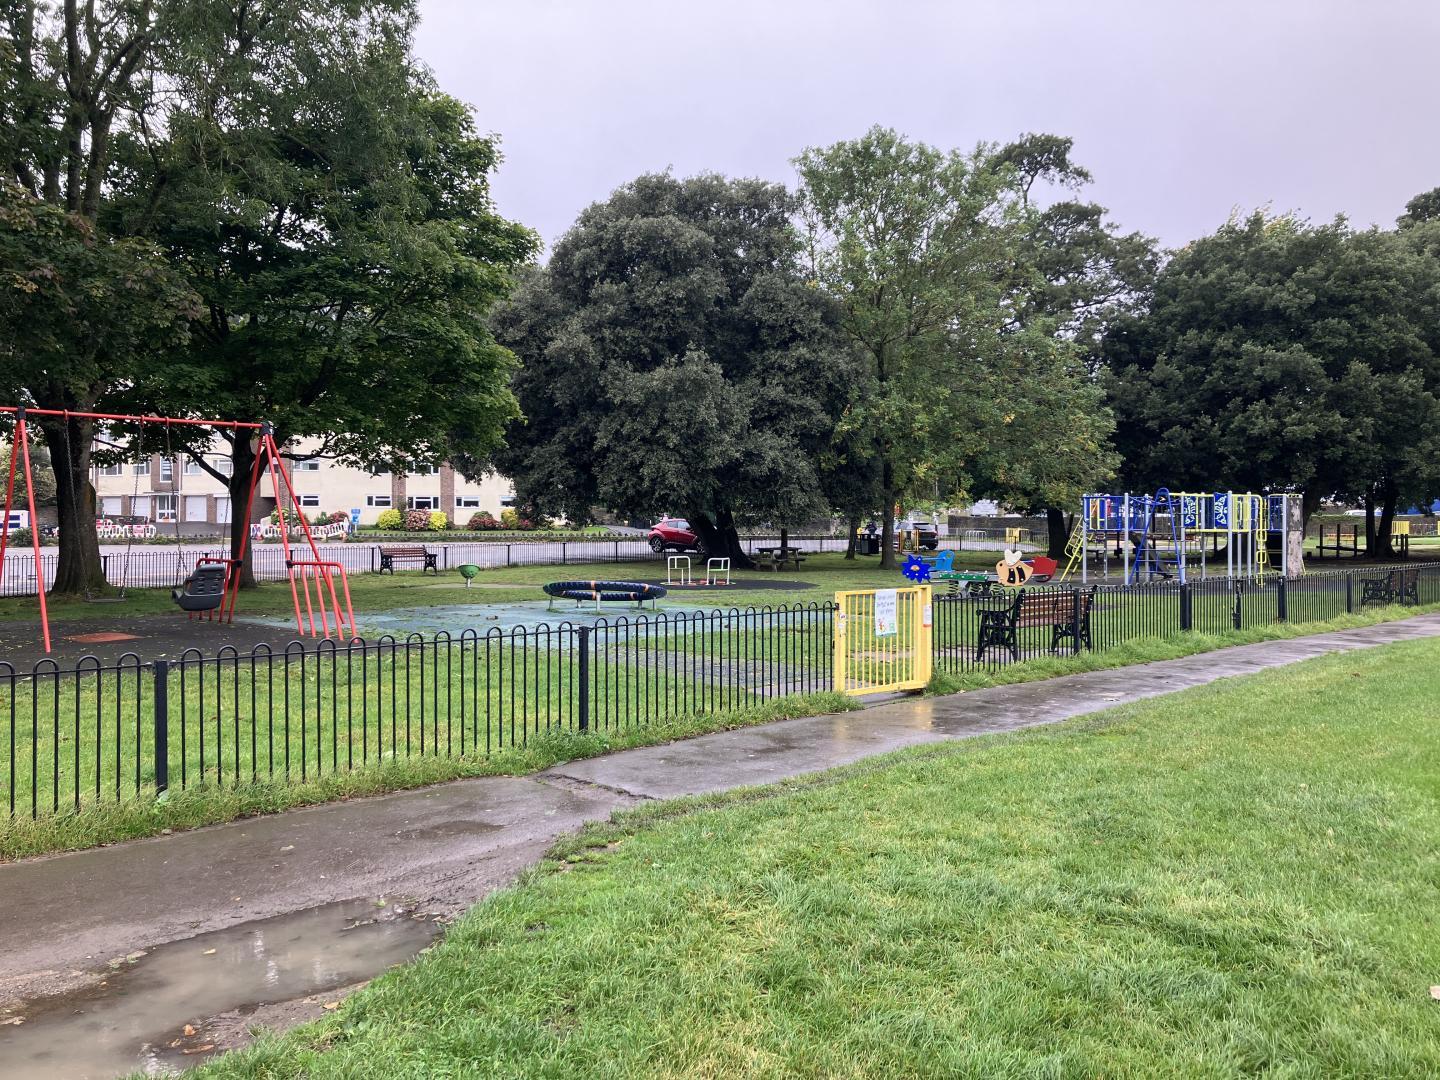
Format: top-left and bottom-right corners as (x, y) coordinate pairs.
(833, 585), (933, 695)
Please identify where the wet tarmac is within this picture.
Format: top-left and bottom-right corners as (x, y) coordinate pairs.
(0, 899), (438, 1079)
(0, 612), (1437, 1076)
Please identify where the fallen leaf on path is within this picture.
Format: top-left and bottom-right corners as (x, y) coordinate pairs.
(322, 1002), (340, 1011)
(183, 1024), (197, 1037)
(202, 949), (217, 956)
(181, 1044), (216, 1054)
(1, 1016), (23, 1026)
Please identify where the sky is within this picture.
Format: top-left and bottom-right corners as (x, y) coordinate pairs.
(413, 0), (1440, 254)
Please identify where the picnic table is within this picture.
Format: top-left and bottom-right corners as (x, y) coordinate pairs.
(754, 546), (807, 571)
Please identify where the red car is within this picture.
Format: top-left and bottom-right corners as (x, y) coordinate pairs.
(647, 517), (700, 553)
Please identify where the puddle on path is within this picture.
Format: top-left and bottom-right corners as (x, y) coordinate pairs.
(0, 898), (439, 1079)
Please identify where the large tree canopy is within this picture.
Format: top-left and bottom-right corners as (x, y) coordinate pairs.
(1105, 209), (1440, 554)
(2, 0), (534, 591)
(493, 173), (859, 565)
(794, 127), (1124, 567)
(969, 133), (1156, 557)
(110, 10), (536, 576)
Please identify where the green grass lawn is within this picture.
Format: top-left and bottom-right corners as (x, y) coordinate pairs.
(198, 637), (1440, 1079)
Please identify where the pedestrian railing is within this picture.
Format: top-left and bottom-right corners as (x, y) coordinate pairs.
(3, 564), (1435, 823)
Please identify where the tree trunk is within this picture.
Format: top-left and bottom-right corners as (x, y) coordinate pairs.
(1377, 479), (1398, 560)
(1045, 506), (1069, 560)
(879, 461), (897, 571)
(228, 434), (263, 588)
(845, 515), (859, 560)
(780, 525), (789, 555)
(38, 414), (107, 596)
(689, 509), (755, 570)
(1362, 486), (1376, 556)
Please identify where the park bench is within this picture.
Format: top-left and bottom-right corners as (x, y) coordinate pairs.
(1359, 567), (1420, 607)
(775, 550), (807, 571)
(976, 586), (1096, 661)
(378, 544), (438, 574)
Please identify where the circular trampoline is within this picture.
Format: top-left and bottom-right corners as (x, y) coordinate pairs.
(543, 580), (668, 610)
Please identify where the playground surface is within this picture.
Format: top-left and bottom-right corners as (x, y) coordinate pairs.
(2, 612), (1437, 1076)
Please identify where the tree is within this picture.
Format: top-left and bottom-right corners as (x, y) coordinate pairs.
(795, 126), (1081, 569)
(971, 134), (1155, 557)
(0, 435), (57, 509)
(102, 2), (536, 583)
(1, 2), (199, 593)
(1105, 211), (1440, 556)
(493, 173), (858, 566)
(0, 181), (196, 591)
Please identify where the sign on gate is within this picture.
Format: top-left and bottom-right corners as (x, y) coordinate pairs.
(874, 588), (898, 637)
(833, 584), (933, 695)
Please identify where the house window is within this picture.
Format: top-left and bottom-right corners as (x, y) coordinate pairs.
(406, 495), (439, 511)
(183, 458), (204, 475)
(99, 464), (124, 477)
(368, 465), (390, 477)
(411, 463), (440, 476)
(297, 494), (320, 508)
(499, 495), (516, 507)
(365, 494), (392, 508)
(294, 460), (321, 472)
(132, 462), (148, 475)
(455, 496), (482, 509)
(155, 493), (177, 522)
(159, 458), (173, 482)
(211, 456), (232, 477)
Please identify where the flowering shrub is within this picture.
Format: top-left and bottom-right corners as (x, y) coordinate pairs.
(327, 510), (349, 525)
(404, 509), (432, 531)
(466, 511), (499, 531)
(499, 507), (520, 530)
(374, 509), (404, 530)
(428, 511), (449, 531)
(269, 507), (304, 528)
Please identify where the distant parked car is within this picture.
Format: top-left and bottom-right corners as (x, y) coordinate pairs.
(647, 518), (700, 553)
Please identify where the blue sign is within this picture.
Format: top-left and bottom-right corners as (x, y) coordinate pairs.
(1180, 495), (1199, 529)
(5, 510), (29, 531)
(349, 508), (361, 532)
(1213, 493), (1231, 529)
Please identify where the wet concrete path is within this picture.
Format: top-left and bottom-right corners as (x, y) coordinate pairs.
(2, 613), (1438, 1075)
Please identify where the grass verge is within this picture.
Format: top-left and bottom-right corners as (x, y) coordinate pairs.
(195, 636), (1440, 1079)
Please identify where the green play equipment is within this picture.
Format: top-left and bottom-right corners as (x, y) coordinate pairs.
(457, 563), (482, 587)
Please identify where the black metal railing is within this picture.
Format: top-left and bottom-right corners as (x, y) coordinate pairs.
(931, 563), (1438, 675)
(4, 563), (1436, 822)
(2, 603), (836, 819)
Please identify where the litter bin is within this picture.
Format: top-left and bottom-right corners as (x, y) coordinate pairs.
(859, 534), (880, 556)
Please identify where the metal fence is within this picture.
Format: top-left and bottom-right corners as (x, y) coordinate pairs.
(931, 564), (1439, 675)
(1, 603), (836, 819)
(0, 529), (1039, 597)
(5, 563), (1433, 822)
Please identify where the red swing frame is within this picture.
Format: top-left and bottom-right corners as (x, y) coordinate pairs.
(1, 406), (355, 653)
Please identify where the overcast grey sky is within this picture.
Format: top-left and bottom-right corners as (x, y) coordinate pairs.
(413, 0), (1440, 252)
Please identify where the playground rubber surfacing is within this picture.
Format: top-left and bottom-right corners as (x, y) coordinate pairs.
(0, 585), (822, 666)
(3, 612), (1440, 1077)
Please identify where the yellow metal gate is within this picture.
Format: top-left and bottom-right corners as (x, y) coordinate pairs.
(833, 585), (933, 695)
